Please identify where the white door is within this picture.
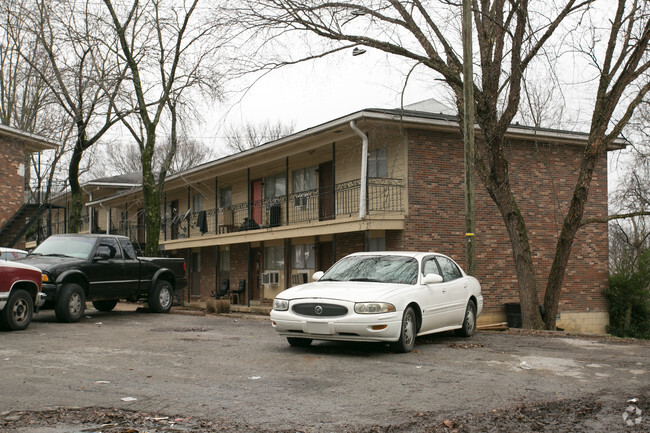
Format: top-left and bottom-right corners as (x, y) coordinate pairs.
(418, 256), (455, 332)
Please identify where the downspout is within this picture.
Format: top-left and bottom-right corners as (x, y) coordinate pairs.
(349, 120), (368, 219)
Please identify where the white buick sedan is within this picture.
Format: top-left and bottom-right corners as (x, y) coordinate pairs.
(271, 252), (483, 352)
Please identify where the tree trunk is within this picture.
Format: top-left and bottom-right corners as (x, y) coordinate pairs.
(543, 141), (603, 330)
(141, 133), (161, 257)
(487, 175), (545, 329)
(68, 145), (83, 233)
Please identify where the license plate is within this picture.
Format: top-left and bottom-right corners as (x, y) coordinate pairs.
(306, 322), (330, 334)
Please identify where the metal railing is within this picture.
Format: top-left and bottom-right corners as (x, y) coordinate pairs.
(156, 177), (403, 242)
(38, 178), (404, 245)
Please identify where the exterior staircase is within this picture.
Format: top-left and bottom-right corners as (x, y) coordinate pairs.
(0, 203), (51, 248)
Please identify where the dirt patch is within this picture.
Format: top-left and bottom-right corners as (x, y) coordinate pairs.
(2, 389), (648, 433)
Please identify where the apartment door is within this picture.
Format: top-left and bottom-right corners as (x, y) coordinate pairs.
(190, 252), (201, 297)
(251, 179), (263, 226)
(318, 241), (334, 272)
(319, 161), (334, 221)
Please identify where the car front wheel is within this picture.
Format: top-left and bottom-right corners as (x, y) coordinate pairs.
(392, 306), (416, 353)
(1, 289), (34, 331)
(455, 301), (476, 337)
(55, 283), (86, 323)
(149, 280), (173, 313)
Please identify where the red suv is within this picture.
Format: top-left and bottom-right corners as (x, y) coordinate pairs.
(0, 260), (45, 331)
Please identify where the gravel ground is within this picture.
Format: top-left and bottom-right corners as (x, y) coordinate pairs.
(1, 306), (648, 432)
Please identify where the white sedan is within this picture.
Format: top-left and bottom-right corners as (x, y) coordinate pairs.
(271, 252), (483, 352)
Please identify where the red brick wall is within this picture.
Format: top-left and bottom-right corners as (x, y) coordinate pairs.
(0, 140), (26, 229)
(229, 243), (249, 302)
(335, 232), (365, 260)
(404, 129), (609, 315)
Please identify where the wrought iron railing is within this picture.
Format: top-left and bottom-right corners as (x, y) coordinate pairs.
(155, 178), (404, 242)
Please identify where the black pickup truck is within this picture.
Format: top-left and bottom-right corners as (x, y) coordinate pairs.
(16, 234), (186, 323)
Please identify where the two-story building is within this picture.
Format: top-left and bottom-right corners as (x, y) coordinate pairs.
(47, 100), (615, 333)
(0, 124), (59, 248)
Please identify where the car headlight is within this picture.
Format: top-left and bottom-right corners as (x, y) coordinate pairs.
(354, 302), (396, 314)
(273, 298), (289, 311)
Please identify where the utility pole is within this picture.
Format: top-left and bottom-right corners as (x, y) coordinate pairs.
(462, 0), (476, 276)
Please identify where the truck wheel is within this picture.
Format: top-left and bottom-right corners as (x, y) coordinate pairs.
(149, 280), (173, 314)
(92, 300), (118, 312)
(0, 289), (34, 331)
(55, 283), (86, 323)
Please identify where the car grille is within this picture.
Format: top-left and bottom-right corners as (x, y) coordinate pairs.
(292, 303), (348, 317)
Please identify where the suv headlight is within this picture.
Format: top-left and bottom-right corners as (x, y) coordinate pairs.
(354, 302), (396, 314)
(273, 298), (289, 311)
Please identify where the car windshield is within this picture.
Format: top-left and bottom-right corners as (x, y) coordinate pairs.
(31, 236), (96, 259)
(320, 255), (418, 285)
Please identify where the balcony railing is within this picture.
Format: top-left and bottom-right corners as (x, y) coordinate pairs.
(154, 177), (404, 242)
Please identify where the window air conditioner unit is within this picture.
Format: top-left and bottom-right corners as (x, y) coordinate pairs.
(291, 271), (310, 286)
(262, 270), (280, 285)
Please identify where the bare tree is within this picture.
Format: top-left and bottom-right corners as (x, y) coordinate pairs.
(235, 0), (650, 329)
(8, 0), (129, 232)
(223, 120), (295, 154)
(0, 0), (71, 211)
(101, 0), (224, 256)
(96, 135), (217, 177)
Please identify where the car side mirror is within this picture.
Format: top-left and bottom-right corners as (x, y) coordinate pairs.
(312, 271), (324, 281)
(422, 273), (444, 285)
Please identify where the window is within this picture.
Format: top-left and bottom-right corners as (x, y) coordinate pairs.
(422, 257), (442, 276)
(192, 194), (203, 212)
(119, 238), (136, 260)
(436, 256), (462, 281)
(368, 237), (385, 252)
(98, 237), (122, 259)
(292, 166), (317, 193)
(265, 173), (286, 199)
(220, 187), (232, 207)
(292, 244), (315, 269)
(368, 147), (387, 178)
(264, 245), (284, 270)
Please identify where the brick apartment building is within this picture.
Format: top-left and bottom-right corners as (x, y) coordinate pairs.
(43, 100), (617, 333)
(0, 125), (58, 249)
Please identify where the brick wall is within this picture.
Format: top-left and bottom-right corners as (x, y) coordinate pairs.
(0, 140), (26, 229)
(335, 232), (365, 259)
(229, 243), (249, 302)
(404, 129), (609, 315)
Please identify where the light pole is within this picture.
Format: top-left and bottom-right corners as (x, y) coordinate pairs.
(462, 0), (476, 276)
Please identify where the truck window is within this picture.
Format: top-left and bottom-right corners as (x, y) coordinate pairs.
(119, 238), (136, 260)
(99, 238), (122, 259)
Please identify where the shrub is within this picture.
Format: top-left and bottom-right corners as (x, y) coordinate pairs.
(606, 251), (650, 339)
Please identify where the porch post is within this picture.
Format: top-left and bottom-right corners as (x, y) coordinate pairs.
(285, 157), (289, 225)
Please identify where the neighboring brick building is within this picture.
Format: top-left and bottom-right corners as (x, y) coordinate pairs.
(58, 100), (617, 333)
(0, 125), (58, 248)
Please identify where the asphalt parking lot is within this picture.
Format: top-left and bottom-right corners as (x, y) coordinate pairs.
(1, 304), (649, 432)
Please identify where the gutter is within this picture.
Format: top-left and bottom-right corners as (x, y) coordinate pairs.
(349, 120), (368, 220)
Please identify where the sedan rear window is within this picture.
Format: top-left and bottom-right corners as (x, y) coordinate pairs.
(321, 255), (418, 285)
